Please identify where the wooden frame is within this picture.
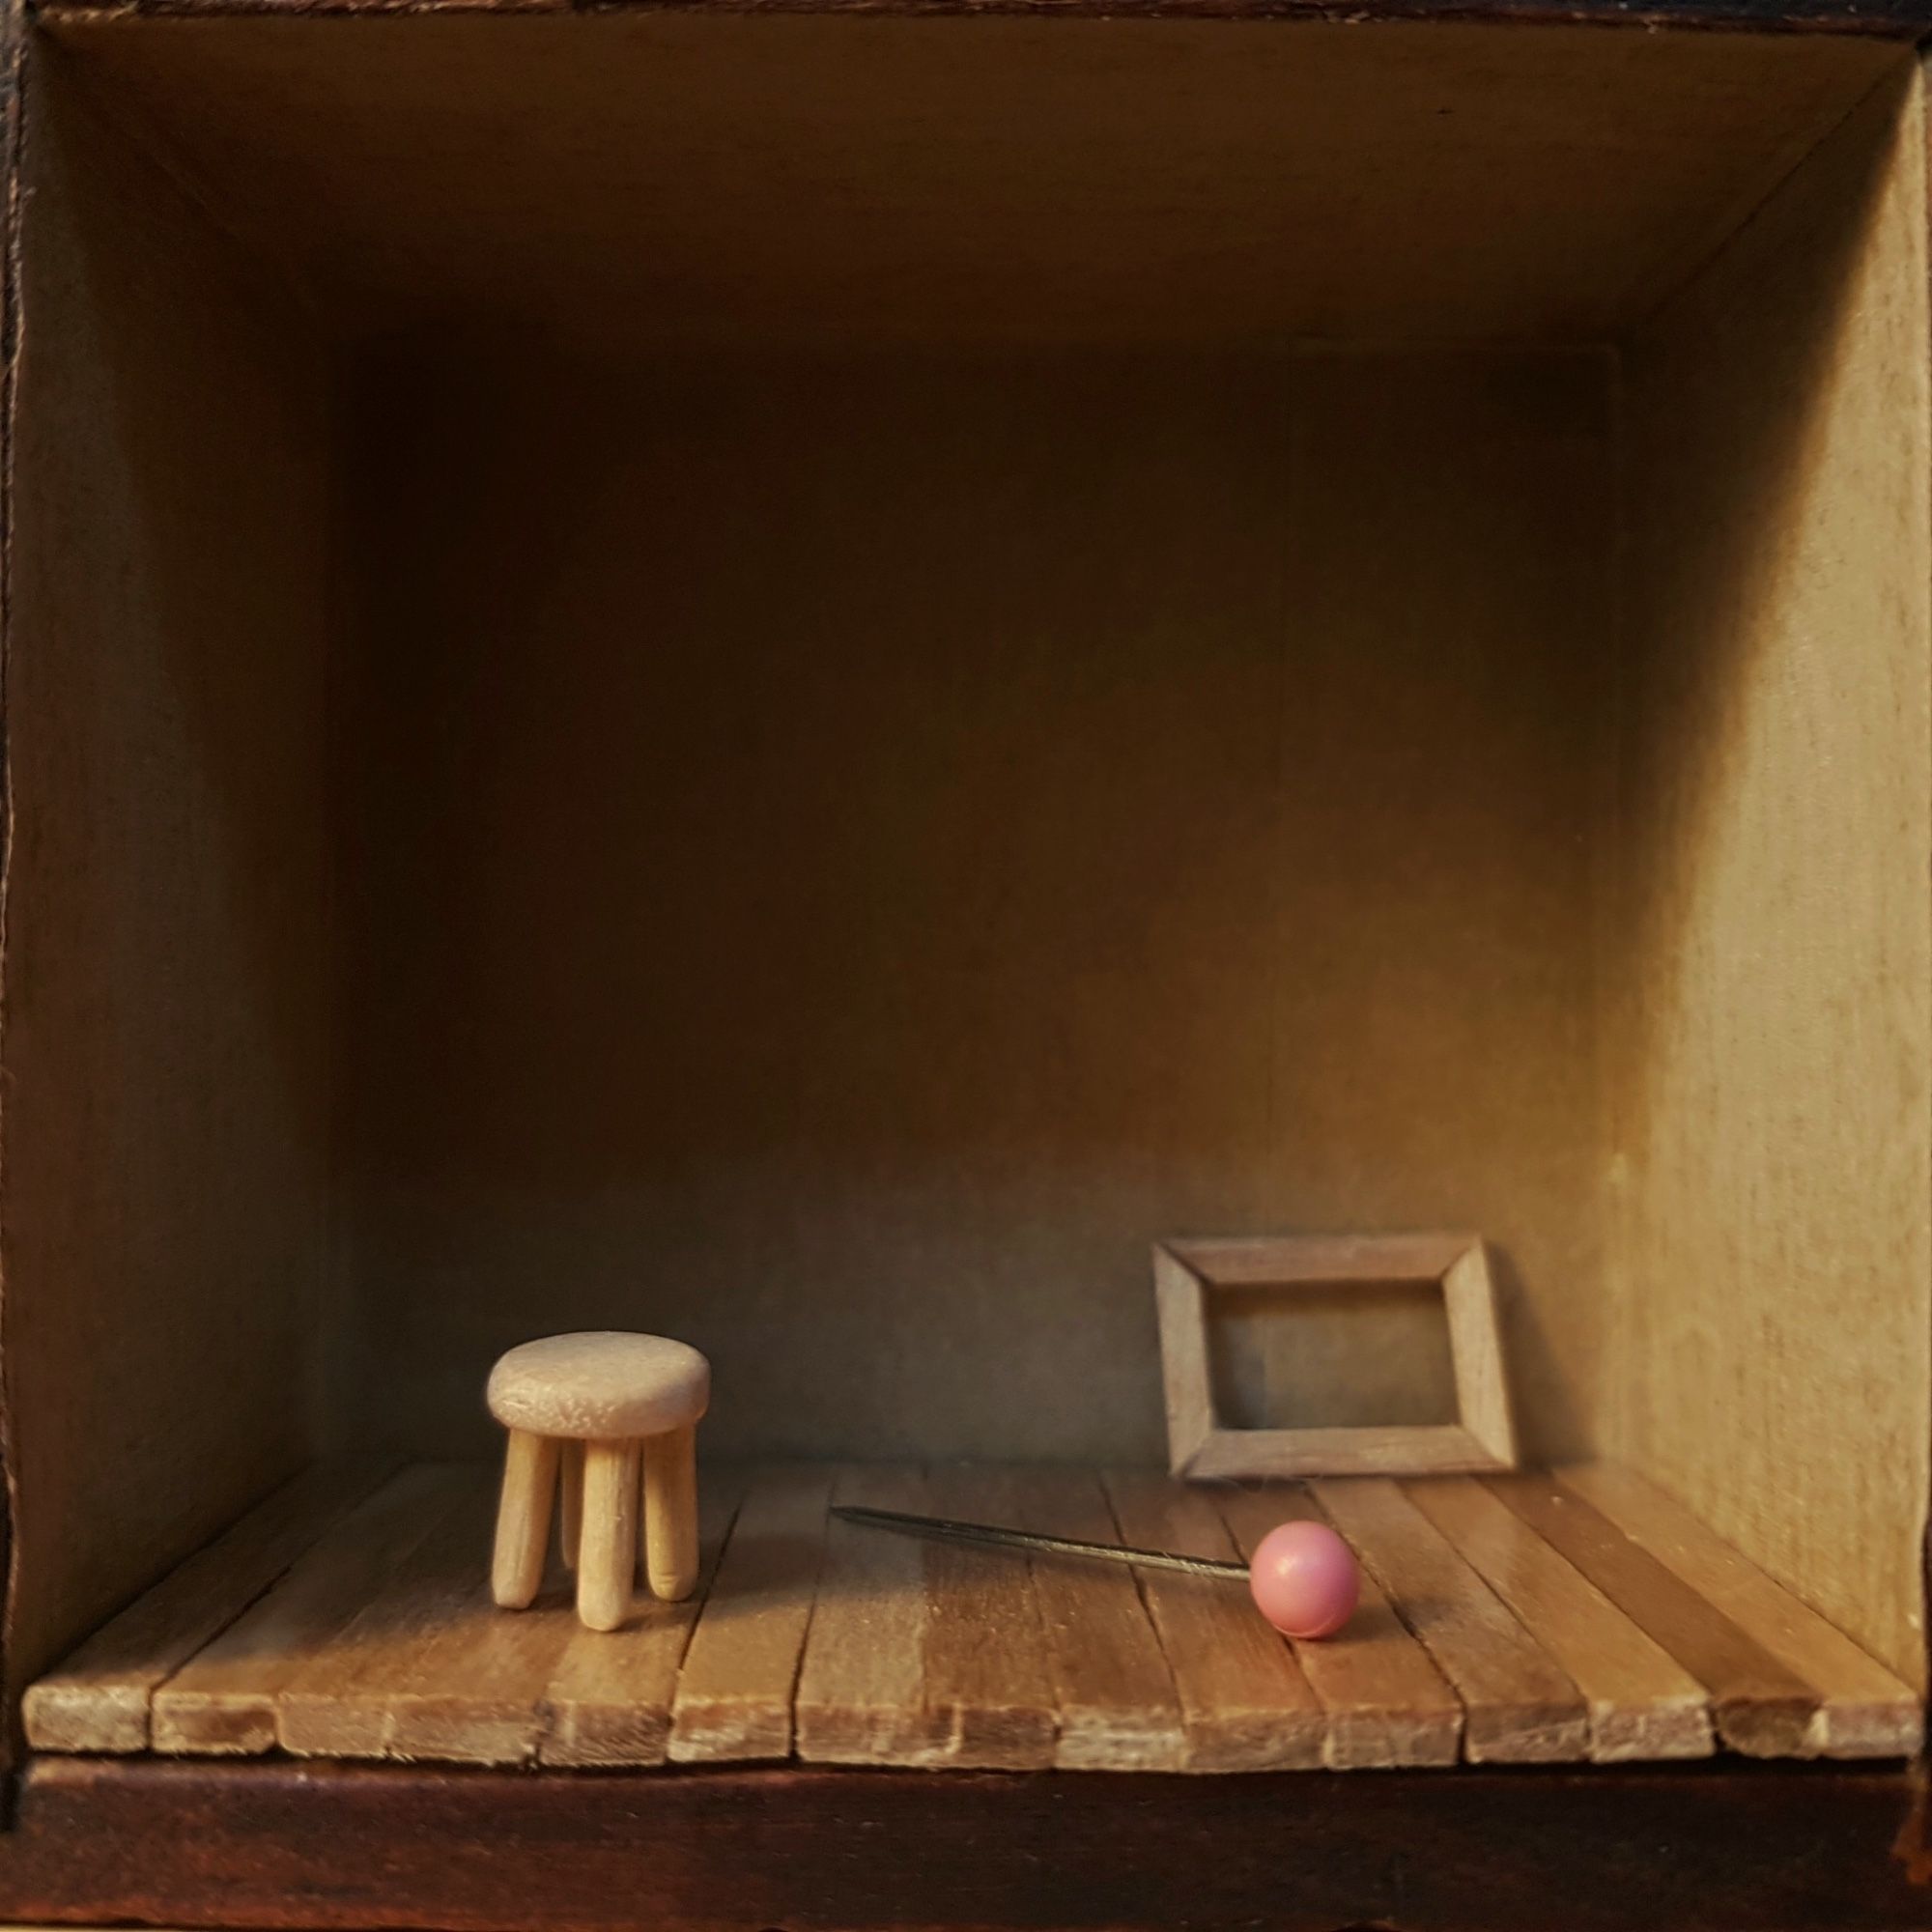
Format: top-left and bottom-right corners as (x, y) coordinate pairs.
(1155, 1234), (1519, 1479)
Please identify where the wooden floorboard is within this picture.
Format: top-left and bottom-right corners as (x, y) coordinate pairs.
(1486, 1471), (1821, 1757)
(920, 1465), (1059, 1770)
(22, 1457), (1922, 1774)
(1014, 1465), (1184, 1771)
(1312, 1475), (1590, 1762)
(1556, 1463), (1923, 1758)
(540, 1472), (745, 1768)
(20, 1460), (397, 1755)
(1214, 1481), (1463, 1768)
(668, 1464), (833, 1765)
(1102, 1468), (1326, 1772)
(275, 1473), (574, 1764)
(793, 1464), (950, 1766)
(151, 1465), (464, 1756)
(1405, 1474), (1714, 1762)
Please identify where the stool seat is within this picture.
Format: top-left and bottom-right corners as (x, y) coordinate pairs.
(488, 1331), (709, 1440)
(488, 1329), (712, 1630)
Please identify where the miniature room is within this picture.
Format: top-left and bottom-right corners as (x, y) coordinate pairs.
(6, 9), (1926, 1779)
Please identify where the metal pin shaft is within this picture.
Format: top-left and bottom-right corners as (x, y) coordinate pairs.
(830, 1504), (1249, 1579)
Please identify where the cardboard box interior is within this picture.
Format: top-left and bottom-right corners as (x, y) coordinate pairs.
(5, 14), (1926, 1706)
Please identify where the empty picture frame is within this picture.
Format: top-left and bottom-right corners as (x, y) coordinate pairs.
(1153, 1233), (1519, 1479)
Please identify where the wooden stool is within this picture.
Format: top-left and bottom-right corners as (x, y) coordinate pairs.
(487, 1331), (710, 1632)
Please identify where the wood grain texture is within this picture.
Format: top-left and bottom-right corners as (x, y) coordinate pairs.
(793, 1466), (946, 1765)
(489, 1431), (556, 1611)
(1441, 1241), (1517, 1466)
(151, 1466), (456, 1755)
(1405, 1475), (1712, 1761)
(20, 1459), (1918, 1775)
(1313, 1476), (1587, 1761)
(1159, 1235), (1517, 1477)
(6, 31), (337, 1709)
(1184, 1424), (1510, 1481)
(22, 1463), (393, 1754)
(919, 1465), (1058, 1768)
(1213, 1482), (1462, 1768)
(274, 1473), (571, 1764)
(1486, 1473), (1819, 1756)
(576, 1438), (640, 1634)
(557, 1439), (583, 1572)
(789, 1464), (1061, 1769)
(1011, 1465), (1184, 1771)
(643, 1423), (701, 1602)
(1165, 1232), (1477, 1285)
(1153, 1246), (1214, 1473)
(1560, 1463), (1922, 1756)
(1607, 57), (1932, 1689)
(539, 1470), (743, 1767)
(668, 1464), (833, 1764)
(1, 1757), (1928, 1932)
(1102, 1469), (1324, 1771)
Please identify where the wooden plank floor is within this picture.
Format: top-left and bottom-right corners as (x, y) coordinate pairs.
(22, 1460), (1922, 1772)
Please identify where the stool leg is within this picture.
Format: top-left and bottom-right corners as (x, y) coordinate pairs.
(558, 1439), (584, 1571)
(642, 1424), (699, 1601)
(579, 1438), (639, 1633)
(492, 1430), (558, 1610)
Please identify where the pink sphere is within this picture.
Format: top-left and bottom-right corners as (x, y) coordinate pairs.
(1247, 1520), (1359, 1638)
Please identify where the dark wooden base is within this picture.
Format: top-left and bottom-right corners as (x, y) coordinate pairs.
(0, 1755), (1927, 1931)
(66, 0), (1932, 36)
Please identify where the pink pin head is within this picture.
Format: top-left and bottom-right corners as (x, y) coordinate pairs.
(1247, 1520), (1359, 1639)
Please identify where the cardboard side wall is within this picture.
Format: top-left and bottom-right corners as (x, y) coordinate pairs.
(1607, 67), (1932, 1686)
(1, 52), (336, 1695)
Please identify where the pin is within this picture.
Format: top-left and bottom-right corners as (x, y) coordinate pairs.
(832, 1502), (1359, 1639)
